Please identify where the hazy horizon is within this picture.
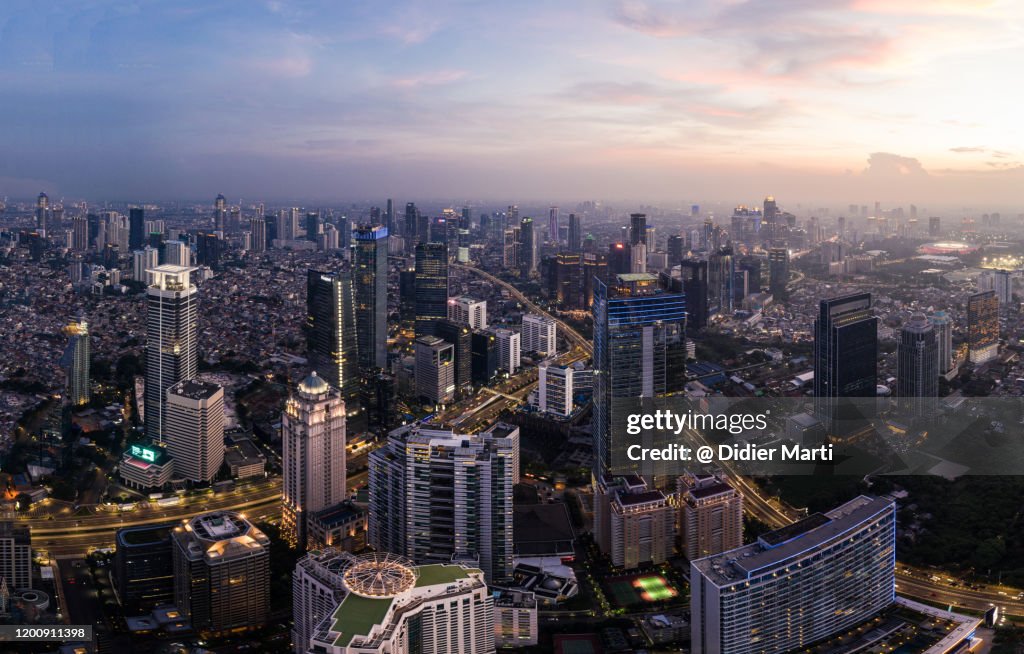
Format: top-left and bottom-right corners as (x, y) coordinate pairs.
(2, 1), (1023, 205)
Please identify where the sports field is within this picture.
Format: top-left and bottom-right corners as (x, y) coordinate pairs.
(606, 573), (679, 606)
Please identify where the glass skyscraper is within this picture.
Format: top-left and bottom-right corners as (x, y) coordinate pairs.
(414, 242), (449, 338)
(353, 225), (389, 370)
(145, 265), (198, 441)
(307, 269), (360, 410)
(813, 292), (877, 434)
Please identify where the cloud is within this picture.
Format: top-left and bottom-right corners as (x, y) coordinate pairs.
(863, 152), (928, 177)
(391, 69), (468, 89)
(950, 146), (986, 153)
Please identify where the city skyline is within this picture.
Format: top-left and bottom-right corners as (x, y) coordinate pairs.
(2, 1), (1023, 203)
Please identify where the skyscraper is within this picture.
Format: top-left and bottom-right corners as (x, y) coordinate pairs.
(129, 207), (145, 250)
(164, 379), (225, 483)
(414, 335), (456, 405)
(897, 314), (938, 419)
(521, 313), (557, 356)
(768, 247), (789, 302)
(250, 216), (266, 252)
(384, 198), (395, 234)
(471, 330), (498, 385)
(536, 361), (574, 417)
(434, 320), (472, 396)
(414, 242), (449, 337)
(592, 273), (687, 473)
(213, 194), (227, 232)
(114, 523), (175, 613)
(931, 310), (954, 374)
(667, 234), (685, 266)
(548, 206), (559, 244)
(519, 217), (537, 276)
(691, 496), (895, 654)
(629, 212), (646, 245)
(967, 290), (999, 364)
(678, 473), (742, 561)
(282, 372), (347, 549)
(172, 512), (270, 634)
(447, 296), (487, 330)
(762, 195), (778, 243)
(36, 191), (48, 232)
(0, 522), (31, 590)
(292, 548), (349, 654)
(494, 328), (520, 374)
(369, 425), (517, 584)
(61, 318), (90, 406)
(145, 265), (198, 441)
(567, 212), (582, 252)
(353, 225), (389, 370)
(813, 293), (878, 433)
(307, 269), (360, 409)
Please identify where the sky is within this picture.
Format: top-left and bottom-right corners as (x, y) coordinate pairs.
(1, 0), (1023, 207)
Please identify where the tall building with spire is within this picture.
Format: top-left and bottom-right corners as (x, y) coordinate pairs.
(145, 265), (198, 441)
(282, 372), (347, 549)
(61, 318), (90, 406)
(307, 269), (360, 410)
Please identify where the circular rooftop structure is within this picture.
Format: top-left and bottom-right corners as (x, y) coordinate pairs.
(918, 241), (978, 255)
(343, 553), (418, 598)
(298, 371), (330, 395)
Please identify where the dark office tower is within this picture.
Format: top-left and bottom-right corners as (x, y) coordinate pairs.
(115, 523), (176, 613)
(145, 266), (198, 441)
(593, 273), (687, 474)
(362, 371), (396, 435)
(102, 243), (120, 269)
(213, 193), (226, 232)
(929, 216), (941, 237)
(228, 207), (240, 234)
(607, 242), (630, 276)
(370, 206), (382, 223)
(629, 213), (647, 246)
(555, 252), (583, 309)
(709, 246), (735, 314)
(87, 212), (101, 247)
(307, 269), (360, 409)
(435, 319), (472, 395)
(129, 207), (145, 250)
(519, 217), (537, 276)
(460, 206), (472, 231)
(768, 247), (789, 301)
(36, 192), (49, 232)
(384, 198), (395, 234)
(399, 266), (417, 330)
(404, 202), (418, 242)
(680, 258), (710, 331)
(813, 293), (878, 433)
(837, 215), (846, 239)
(414, 242), (449, 337)
(471, 330), (498, 385)
(568, 213), (582, 252)
(762, 195), (778, 242)
(72, 216), (88, 251)
(196, 233), (222, 269)
(249, 217), (266, 252)
(354, 225), (389, 370)
(667, 235), (685, 266)
(967, 290), (999, 364)
(306, 212), (321, 242)
(417, 212), (431, 246)
(897, 314), (938, 419)
(581, 252), (607, 309)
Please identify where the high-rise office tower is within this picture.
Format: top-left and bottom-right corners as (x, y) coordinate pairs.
(519, 217), (537, 276)
(307, 269), (360, 409)
(306, 211), (321, 242)
(629, 213), (646, 246)
(172, 512), (270, 633)
(592, 273), (687, 473)
(196, 232), (221, 269)
(967, 290), (999, 364)
(691, 496), (895, 654)
(434, 320), (472, 396)
(292, 548), (348, 654)
(503, 229), (519, 270)
(897, 314), (938, 419)
(762, 195), (778, 243)
(250, 217), (266, 252)
(929, 216), (941, 237)
(213, 194), (226, 232)
(567, 213), (582, 252)
(384, 198), (395, 235)
(61, 318), (90, 406)
(630, 242), (647, 273)
(72, 215), (89, 251)
(678, 473), (742, 561)
(307, 555), (494, 654)
(813, 293), (878, 433)
(536, 361), (574, 417)
(164, 240), (190, 266)
(471, 330), (498, 385)
(353, 225), (389, 370)
(398, 265), (416, 331)
(548, 206), (559, 244)
(36, 191), (48, 232)
(581, 252), (607, 308)
(414, 242), (449, 337)
(114, 523), (175, 613)
(369, 425), (517, 584)
(133, 247), (159, 282)
(768, 247), (789, 301)
(667, 234), (685, 266)
(553, 253), (583, 309)
(494, 328), (521, 374)
(521, 313), (557, 356)
(145, 265), (198, 441)
(0, 522), (31, 590)
(680, 261), (708, 330)
(414, 335), (456, 405)
(607, 242), (630, 276)
(931, 310), (954, 374)
(165, 379), (225, 483)
(447, 296), (488, 330)
(282, 372), (347, 549)
(129, 207), (145, 250)
(709, 246), (735, 314)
